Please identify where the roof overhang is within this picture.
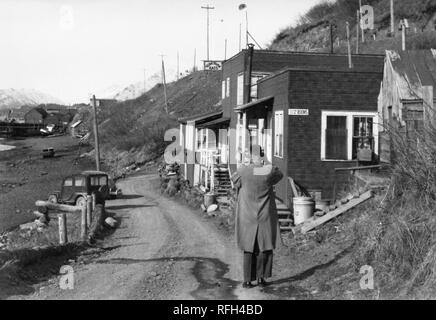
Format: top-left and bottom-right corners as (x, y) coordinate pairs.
(178, 110), (222, 124)
(234, 96), (274, 113)
(196, 117), (230, 129)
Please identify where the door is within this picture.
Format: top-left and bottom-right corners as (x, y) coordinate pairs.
(61, 177), (75, 203)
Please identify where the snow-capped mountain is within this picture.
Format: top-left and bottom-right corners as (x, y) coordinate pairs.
(96, 69), (179, 101)
(0, 88), (64, 110)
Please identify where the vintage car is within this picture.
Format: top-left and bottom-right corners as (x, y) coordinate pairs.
(48, 171), (110, 207)
(42, 147), (55, 158)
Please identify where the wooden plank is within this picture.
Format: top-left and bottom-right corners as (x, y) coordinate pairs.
(279, 219), (293, 223)
(288, 177), (299, 197)
(301, 191), (373, 234)
(36, 200), (82, 213)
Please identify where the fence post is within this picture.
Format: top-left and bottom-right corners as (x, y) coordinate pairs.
(86, 195), (92, 226)
(92, 193), (96, 212)
(81, 205), (87, 242)
(58, 213), (67, 245)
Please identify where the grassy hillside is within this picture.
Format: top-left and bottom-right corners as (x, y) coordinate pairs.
(269, 0), (436, 53)
(81, 70), (221, 177)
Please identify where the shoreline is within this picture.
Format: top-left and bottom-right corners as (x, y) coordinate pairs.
(0, 135), (96, 233)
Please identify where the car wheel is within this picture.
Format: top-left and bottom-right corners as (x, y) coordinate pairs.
(75, 196), (86, 207)
(48, 194), (58, 204)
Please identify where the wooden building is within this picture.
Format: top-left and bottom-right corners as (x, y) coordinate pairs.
(178, 48), (384, 205)
(378, 50), (436, 163)
(24, 107), (48, 124)
(236, 68), (383, 204)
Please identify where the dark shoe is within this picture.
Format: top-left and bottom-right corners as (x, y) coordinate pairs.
(257, 278), (269, 287)
(242, 282), (254, 289)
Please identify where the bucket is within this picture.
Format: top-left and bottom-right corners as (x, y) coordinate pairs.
(293, 197), (315, 225)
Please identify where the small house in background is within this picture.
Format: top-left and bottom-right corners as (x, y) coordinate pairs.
(24, 107), (48, 124)
(378, 50), (436, 163)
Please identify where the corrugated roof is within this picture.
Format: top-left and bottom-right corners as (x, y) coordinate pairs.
(387, 50), (436, 100)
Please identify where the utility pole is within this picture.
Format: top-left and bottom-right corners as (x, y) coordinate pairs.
(346, 22), (353, 69)
(144, 68), (147, 93)
(330, 23), (334, 54)
(356, 10), (360, 54)
(201, 4), (215, 60)
(91, 95), (101, 171)
(224, 38), (228, 60)
(239, 23), (242, 51)
(390, 0), (395, 36)
(193, 48), (197, 72)
(359, 0), (365, 43)
(160, 55), (169, 114)
(177, 52), (180, 81)
(245, 10), (249, 49)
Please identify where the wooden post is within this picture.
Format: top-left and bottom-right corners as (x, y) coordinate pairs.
(86, 195), (92, 226)
(58, 213), (67, 245)
(92, 95), (101, 171)
(92, 193), (96, 212)
(81, 205), (87, 242)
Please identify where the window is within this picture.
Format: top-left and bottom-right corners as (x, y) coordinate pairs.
(99, 176), (108, 186)
(237, 73), (244, 106)
(75, 177), (85, 187)
(321, 111), (378, 161)
(325, 116), (348, 160)
(64, 178), (73, 187)
(221, 81), (226, 99)
(226, 77), (230, 97)
(274, 111), (284, 158)
(90, 176), (100, 186)
(352, 116), (374, 159)
(250, 73), (269, 101)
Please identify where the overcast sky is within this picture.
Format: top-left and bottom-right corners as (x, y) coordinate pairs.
(0, 0), (320, 104)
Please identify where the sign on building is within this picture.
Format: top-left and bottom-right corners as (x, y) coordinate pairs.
(289, 109), (309, 116)
(203, 60), (223, 71)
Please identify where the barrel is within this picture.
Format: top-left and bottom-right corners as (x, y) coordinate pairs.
(293, 197), (315, 225)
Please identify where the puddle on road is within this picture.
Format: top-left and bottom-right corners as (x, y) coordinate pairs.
(190, 257), (239, 300)
(94, 255), (239, 299)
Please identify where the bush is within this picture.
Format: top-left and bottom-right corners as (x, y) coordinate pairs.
(353, 111), (436, 298)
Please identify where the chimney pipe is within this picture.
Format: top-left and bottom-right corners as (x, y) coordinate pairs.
(245, 44), (255, 104)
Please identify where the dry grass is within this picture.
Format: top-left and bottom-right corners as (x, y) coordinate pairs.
(352, 114), (436, 298)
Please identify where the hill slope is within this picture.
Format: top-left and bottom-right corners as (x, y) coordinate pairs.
(269, 0), (436, 54)
(82, 70), (221, 176)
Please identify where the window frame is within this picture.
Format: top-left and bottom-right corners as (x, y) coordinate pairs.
(274, 110), (284, 158)
(226, 77), (230, 97)
(221, 80), (226, 99)
(321, 110), (378, 161)
(236, 73), (244, 106)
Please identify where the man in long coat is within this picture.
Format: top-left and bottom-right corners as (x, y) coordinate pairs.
(232, 151), (283, 288)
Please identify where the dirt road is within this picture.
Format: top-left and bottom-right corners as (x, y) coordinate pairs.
(13, 173), (286, 300)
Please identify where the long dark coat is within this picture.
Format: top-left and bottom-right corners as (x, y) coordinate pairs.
(232, 164), (283, 252)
